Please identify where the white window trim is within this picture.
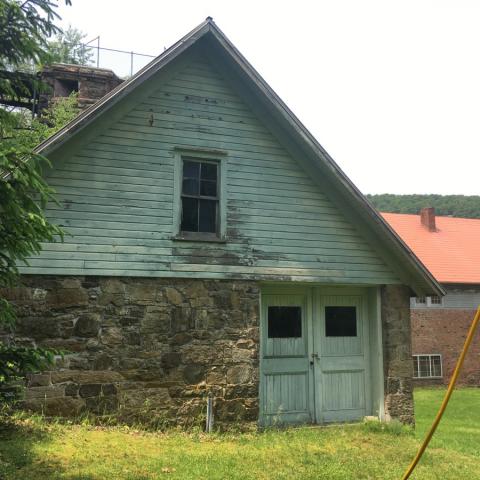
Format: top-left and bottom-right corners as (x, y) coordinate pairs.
(172, 147), (228, 241)
(413, 354), (443, 379)
(413, 296), (444, 308)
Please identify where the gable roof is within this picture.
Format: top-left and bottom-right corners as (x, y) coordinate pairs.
(33, 18), (443, 296)
(382, 212), (480, 285)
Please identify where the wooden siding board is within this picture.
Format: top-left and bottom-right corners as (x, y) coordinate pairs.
(25, 51), (400, 284)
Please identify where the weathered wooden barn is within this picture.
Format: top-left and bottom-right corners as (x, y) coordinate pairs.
(5, 19), (443, 426)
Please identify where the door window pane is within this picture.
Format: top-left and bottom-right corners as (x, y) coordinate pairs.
(268, 306), (302, 338)
(325, 306), (357, 337)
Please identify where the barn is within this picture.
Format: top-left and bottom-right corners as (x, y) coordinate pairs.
(5, 18), (442, 426)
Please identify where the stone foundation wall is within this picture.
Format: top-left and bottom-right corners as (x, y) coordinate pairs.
(1, 276), (260, 426)
(381, 285), (415, 425)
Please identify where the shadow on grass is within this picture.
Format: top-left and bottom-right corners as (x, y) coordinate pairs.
(0, 416), (95, 480)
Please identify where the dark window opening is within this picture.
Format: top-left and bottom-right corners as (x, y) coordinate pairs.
(181, 158), (219, 234)
(267, 306), (302, 338)
(325, 306), (357, 337)
(54, 78), (79, 97)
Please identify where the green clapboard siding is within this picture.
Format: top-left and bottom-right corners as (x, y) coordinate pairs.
(21, 51), (400, 285)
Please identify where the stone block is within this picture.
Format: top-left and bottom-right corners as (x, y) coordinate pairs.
(100, 327), (123, 345)
(25, 385), (65, 399)
(27, 373), (51, 387)
(51, 370), (124, 384)
(74, 314), (100, 337)
(85, 395), (118, 414)
(65, 383), (79, 397)
(161, 352), (182, 369)
(164, 287), (183, 306)
(121, 388), (170, 409)
(102, 383), (117, 396)
(215, 399), (247, 422)
(142, 306), (171, 334)
(93, 353), (114, 370)
(226, 364), (253, 385)
(183, 364), (205, 384)
(23, 397), (85, 417)
(171, 332), (192, 346)
(45, 288), (89, 308)
(79, 384), (102, 398)
(206, 367), (225, 385)
(126, 283), (157, 303)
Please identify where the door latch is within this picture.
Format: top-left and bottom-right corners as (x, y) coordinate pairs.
(310, 352), (319, 366)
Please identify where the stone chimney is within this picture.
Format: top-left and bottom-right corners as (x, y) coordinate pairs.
(420, 207), (436, 232)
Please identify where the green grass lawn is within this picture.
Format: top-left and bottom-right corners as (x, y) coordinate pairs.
(0, 388), (479, 480)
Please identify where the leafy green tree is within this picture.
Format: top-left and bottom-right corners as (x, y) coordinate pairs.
(367, 194), (480, 219)
(0, 0), (72, 387)
(47, 25), (94, 66)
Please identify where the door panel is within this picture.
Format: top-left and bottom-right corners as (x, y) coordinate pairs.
(315, 294), (370, 423)
(260, 294), (313, 426)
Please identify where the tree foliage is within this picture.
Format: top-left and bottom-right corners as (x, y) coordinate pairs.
(47, 25), (94, 66)
(0, 0), (73, 386)
(366, 194), (480, 219)
(0, 96), (79, 385)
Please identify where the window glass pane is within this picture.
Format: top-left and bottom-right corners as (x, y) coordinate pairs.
(416, 297), (426, 304)
(325, 306), (357, 337)
(181, 197), (198, 232)
(418, 356), (430, 377)
(183, 160), (200, 179)
(431, 355), (442, 376)
(182, 178), (199, 195)
(201, 163), (217, 181)
(430, 296), (442, 305)
(200, 180), (217, 197)
(199, 199), (217, 233)
(268, 306), (302, 338)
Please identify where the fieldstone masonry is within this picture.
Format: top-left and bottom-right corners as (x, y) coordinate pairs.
(2, 276), (416, 426)
(381, 284), (415, 425)
(1, 276), (260, 426)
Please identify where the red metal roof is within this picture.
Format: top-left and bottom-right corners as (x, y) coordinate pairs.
(381, 212), (480, 284)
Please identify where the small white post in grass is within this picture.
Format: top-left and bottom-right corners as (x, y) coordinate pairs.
(206, 392), (214, 433)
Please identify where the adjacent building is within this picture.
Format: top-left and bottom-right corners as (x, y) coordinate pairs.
(383, 208), (480, 386)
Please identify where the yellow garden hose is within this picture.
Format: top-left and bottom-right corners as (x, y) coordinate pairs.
(401, 305), (480, 480)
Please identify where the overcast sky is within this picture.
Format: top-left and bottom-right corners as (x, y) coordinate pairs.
(56, 0), (480, 196)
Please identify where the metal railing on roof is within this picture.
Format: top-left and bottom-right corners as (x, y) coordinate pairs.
(68, 37), (157, 78)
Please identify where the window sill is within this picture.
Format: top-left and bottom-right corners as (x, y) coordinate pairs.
(171, 233), (227, 243)
(413, 377), (443, 380)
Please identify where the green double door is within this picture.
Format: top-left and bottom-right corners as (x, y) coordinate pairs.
(260, 288), (371, 426)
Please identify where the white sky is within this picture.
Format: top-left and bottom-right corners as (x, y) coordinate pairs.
(56, 0), (480, 196)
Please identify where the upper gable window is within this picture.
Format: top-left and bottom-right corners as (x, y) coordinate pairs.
(173, 149), (227, 242)
(181, 158), (219, 234)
